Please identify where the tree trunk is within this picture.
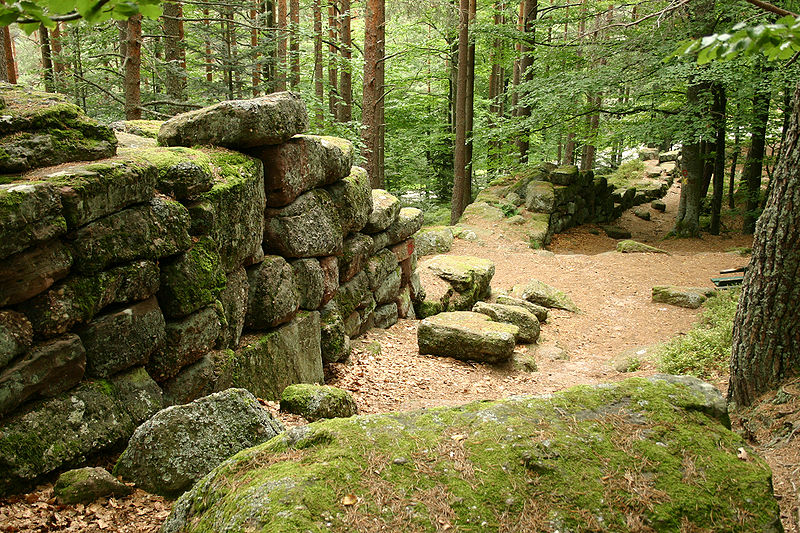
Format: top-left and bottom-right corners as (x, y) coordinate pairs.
(673, 82), (705, 237)
(463, 0), (476, 203)
(313, 0), (323, 124)
(51, 23), (65, 88)
(203, 8), (213, 82)
(276, 0), (287, 91)
(124, 14), (142, 120)
(339, 0), (352, 121)
(251, 0), (260, 96)
(710, 84), (726, 235)
(327, 0), (339, 120)
(289, 0), (300, 88)
(39, 26), (55, 93)
(263, 0), (276, 92)
(728, 81), (800, 407)
(450, 0), (470, 224)
(0, 26), (16, 84)
(729, 120), (740, 209)
(487, 0), (505, 170)
(362, 0), (385, 188)
(163, 1), (185, 113)
(742, 65), (771, 234)
(516, 0), (537, 162)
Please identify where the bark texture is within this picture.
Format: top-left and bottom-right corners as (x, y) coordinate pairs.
(450, 0), (470, 224)
(124, 14), (143, 120)
(362, 0), (385, 188)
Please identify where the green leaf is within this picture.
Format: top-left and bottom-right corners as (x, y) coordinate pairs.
(137, 1), (162, 18)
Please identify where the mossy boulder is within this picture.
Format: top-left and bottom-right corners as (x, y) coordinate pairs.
(187, 149), (265, 272)
(112, 119), (163, 139)
(246, 255), (300, 329)
(459, 201), (504, 223)
(69, 197), (192, 274)
(375, 268), (402, 306)
(651, 286), (716, 309)
(374, 302), (399, 329)
(291, 258), (325, 311)
(365, 249), (399, 291)
(319, 303), (349, 364)
(54, 466), (133, 504)
(264, 188), (343, 257)
(18, 259), (159, 338)
(77, 297), (166, 379)
(334, 270), (370, 319)
(548, 165), (579, 186)
(617, 239), (669, 255)
(280, 384), (358, 421)
(420, 255), (494, 312)
(339, 233), (373, 283)
(0, 310), (32, 368)
(0, 181), (66, 260)
(364, 189), (400, 234)
(472, 302), (540, 344)
(371, 207), (425, 252)
(214, 267), (248, 350)
(495, 294), (548, 323)
(512, 279), (579, 313)
(634, 207), (651, 220)
(652, 199), (667, 212)
(600, 225), (632, 239)
(147, 306), (221, 382)
(524, 180), (555, 213)
(0, 366), (162, 496)
(162, 376), (782, 533)
(526, 212), (552, 249)
(0, 239), (72, 307)
(124, 146), (214, 200)
(326, 166), (372, 234)
(225, 311), (323, 401)
(250, 135), (354, 207)
(417, 311), (518, 363)
(0, 85), (117, 173)
(157, 91), (308, 149)
(413, 226), (454, 257)
(114, 388), (284, 498)
(158, 237), (226, 319)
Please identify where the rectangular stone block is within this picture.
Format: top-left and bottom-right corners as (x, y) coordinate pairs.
(264, 189), (343, 258)
(390, 239), (415, 263)
(339, 233), (373, 284)
(0, 240), (72, 307)
(0, 182), (66, 260)
(147, 306), (221, 382)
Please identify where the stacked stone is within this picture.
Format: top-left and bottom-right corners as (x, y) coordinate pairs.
(0, 90), (421, 496)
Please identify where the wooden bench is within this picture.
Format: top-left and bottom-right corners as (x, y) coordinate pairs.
(711, 267), (746, 288)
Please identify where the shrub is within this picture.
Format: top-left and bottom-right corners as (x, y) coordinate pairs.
(607, 160), (645, 188)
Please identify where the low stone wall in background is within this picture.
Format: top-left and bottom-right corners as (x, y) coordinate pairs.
(0, 85), (422, 495)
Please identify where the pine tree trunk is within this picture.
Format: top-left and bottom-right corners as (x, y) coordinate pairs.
(163, 1), (185, 113)
(39, 26), (55, 93)
(450, 0), (470, 224)
(327, 0), (339, 120)
(204, 8), (213, 82)
(673, 82), (705, 237)
(463, 0), (476, 202)
(0, 27), (16, 84)
(742, 65), (771, 234)
(516, 0), (537, 162)
(251, 0), (260, 96)
(729, 81), (800, 407)
(487, 0), (505, 170)
(51, 23), (64, 89)
(124, 14), (142, 120)
(313, 0), (324, 124)
(710, 84), (726, 235)
(276, 0), (287, 91)
(362, 0), (385, 188)
(289, 0), (300, 88)
(339, 0), (352, 121)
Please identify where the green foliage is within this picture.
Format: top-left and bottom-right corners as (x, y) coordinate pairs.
(0, 0), (162, 33)
(607, 159), (645, 188)
(658, 290), (740, 379)
(498, 202), (519, 218)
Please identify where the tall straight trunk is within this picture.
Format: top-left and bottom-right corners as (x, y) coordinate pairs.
(124, 14), (143, 120)
(39, 26), (55, 93)
(742, 65), (771, 234)
(729, 81), (800, 407)
(700, 139), (714, 198)
(464, 0), (476, 201)
(510, 0), (524, 116)
(451, 0), (470, 224)
(163, 1), (185, 113)
(487, 0), (506, 168)
(313, 0), (324, 124)
(72, 26), (86, 111)
(362, 0), (385, 188)
(710, 84), (726, 235)
(289, 0), (300, 88)
(263, 0), (276, 91)
(223, 9), (235, 99)
(204, 8), (213, 82)
(516, 0), (537, 162)
(0, 26), (16, 84)
(376, 0), (385, 187)
(251, 0), (260, 96)
(51, 23), (65, 88)
(729, 118), (740, 209)
(339, 0), (352, 121)
(276, 0), (288, 91)
(674, 82), (705, 237)
(328, 0), (339, 119)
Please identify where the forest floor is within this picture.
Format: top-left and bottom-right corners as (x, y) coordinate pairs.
(2, 182), (798, 532)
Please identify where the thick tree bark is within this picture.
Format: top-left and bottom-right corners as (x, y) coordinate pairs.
(339, 0), (352, 121)
(516, 0), (537, 162)
(327, 0), (339, 120)
(451, 0), (470, 224)
(38, 26), (55, 93)
(742, 65), (771, 234)
(0, 26), (16, 84)
(276, 0), (287, 91)
(51, 23), (65, 83)
(729, 81), (800, 407)
(163, 1), (186, 113)
(313, 0), (324, 124)
(203, 8), (213, 82)
(729, 119), (740, 209)
(710, 84), (726, 235)
(362, 0), (385, 188)
(289, 0), (300, 88)
(487, 0), (506, 168)
(263, 0), (276, 92)
(464, 0), (476, 202)
(673, 82), (705, 237)
(251, 0), (260, 96)
(124, 14), (142, 120)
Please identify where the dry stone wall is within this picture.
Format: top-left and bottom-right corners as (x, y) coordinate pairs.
(0, 87), (422, 495)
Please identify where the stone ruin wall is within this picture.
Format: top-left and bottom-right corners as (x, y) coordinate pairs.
(0, 85), (423, 494)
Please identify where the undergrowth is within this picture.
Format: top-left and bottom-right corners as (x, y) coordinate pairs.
(658, 290), (740, 379)
(607, 159), (645, 188)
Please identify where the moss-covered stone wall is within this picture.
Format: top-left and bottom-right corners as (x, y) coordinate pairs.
(0, 89), (421, 495)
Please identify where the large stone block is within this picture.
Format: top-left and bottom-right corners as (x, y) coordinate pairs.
(0, 86), (117, 174)
(263, 189), (343, 257)
(158, 237), (227, 319)
(45, 160), (157, 229)
(161, 350), (229, 406)
(413, 227), (453, 257)
(651, 286), (716, 309)
(216, 267), (248, 350)
(158, 92), (308, 149)
(319, 303), (349, 364)
(421, 255), (495, 302)
(524, 180), (555, 213)
(0, 334), (85, 418)
(69, 197), (191, 273)
(226, 311), (323, 400)
(374, 303), (398, 329)
(417, 311), (517, 364)
(325, 166), (372, 234)
(129, 146), (214, 200)
(363, 189), (400, 234)
(0, 240), (72, 307)
(250, 135), (354, 207)
(512, 279), (579, 312)
(473, 302), (540, 344)
(334, 270), (370, 319)
(246, 256), (299, 329)
(548, 165), (579, 186)
(18, 260), (159, 338)
(375, 268), (402, 305)
(0, 367), (162, 495)
(147, 306), (221, 382)
(370, 208), (424, 252)
(365, 249), (399, 291)
(0, 182), (66, 260)
(186, 150), (265, 272)
(0, 311), (32, 369)
(339, 233), (373, 283)
(78, 297), (166, 379)
(318, 256), (339, 307)
(291, 258), (324, 311)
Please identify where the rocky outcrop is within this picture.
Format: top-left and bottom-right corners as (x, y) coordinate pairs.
(652, 286), (716, 309)
(413, 226), (454, 257)
(163, 376), (781, 533)
(114, 388), (284, 497)
(417, 311), (517, 363)
(53, 467), (133, 504)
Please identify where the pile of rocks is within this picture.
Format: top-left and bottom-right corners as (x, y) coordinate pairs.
(0, 88), (421, 495)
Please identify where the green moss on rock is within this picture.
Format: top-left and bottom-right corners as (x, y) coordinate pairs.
(280, 384), (358, 421)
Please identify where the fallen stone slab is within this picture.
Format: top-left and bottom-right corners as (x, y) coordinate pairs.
(472, 302), (540, 344)
(114, 388), (284, 498)
(652, 286), (717, 309)
(634, 207), (651, 221)
(495, 295), (548, 323)
(54, 467), (133, 504)
(651, 199), (667, 212)
(617, 240), (669, 255)
(162, 376), (781, 533)
(158, 91), (308, 148)
(512, 279), (579, 313)
(280, 384), (358, 421)
(413, 226), (454, 257)
(600, 225), (632, 240)
(417, 311), (517, 364)
(421, 255), (494, 303)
